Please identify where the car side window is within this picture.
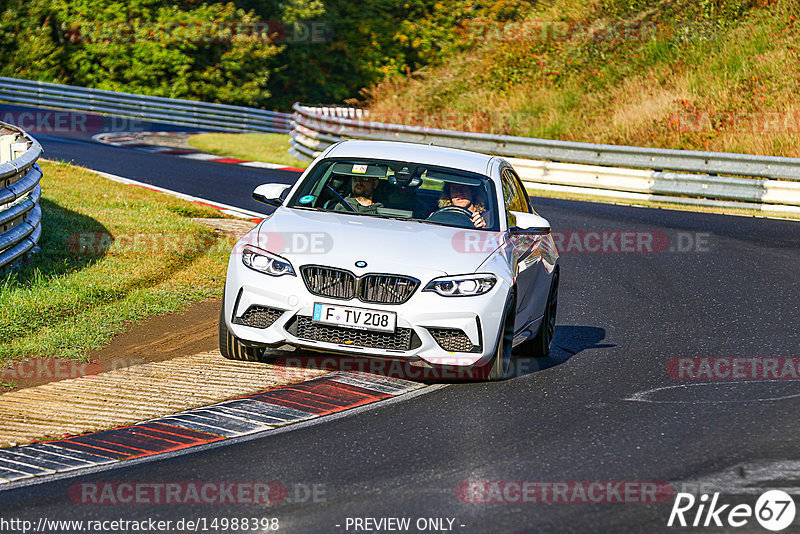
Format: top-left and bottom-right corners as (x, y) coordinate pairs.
(509, 169), (533, 213)
(501, 168), (529, 227)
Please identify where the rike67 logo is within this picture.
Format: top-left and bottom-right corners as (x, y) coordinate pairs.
(668, 490), (796, 531)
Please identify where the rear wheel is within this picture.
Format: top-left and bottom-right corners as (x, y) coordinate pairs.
(483, 292), (516, 381)
(219, 296), (265, 361)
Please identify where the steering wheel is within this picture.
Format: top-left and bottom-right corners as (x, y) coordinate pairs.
(426, 205), (475, 227)
(324, 185), (357, 212)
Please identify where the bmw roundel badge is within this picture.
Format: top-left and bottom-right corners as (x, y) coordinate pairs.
(355, 260), (367, 268)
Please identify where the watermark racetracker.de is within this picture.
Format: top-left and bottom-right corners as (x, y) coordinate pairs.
(667, 357), (800, 380)
(451, 230), (711, 255)
(0, 110), (148, 135)
(1, 358), (141, 383)
(456, 480), (674, 504)
(460, 19), (659, 43)
(66, 231), (334, 257)
(68, 481), (326, 505)
(65, 20), (332, 44)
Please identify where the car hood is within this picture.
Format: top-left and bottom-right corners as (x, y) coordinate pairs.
(253, 207), (497, 277)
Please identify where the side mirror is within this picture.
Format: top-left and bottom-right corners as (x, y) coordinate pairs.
(509, 211), (551, 235)
(252, 184), (291, 208)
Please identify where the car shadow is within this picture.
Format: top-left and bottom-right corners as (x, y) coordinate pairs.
(255, 325), (612, 384)
(510, 325), (613, 379)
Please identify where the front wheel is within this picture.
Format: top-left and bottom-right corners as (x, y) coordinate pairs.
(219, 296), (265, 361)
(521, 269), (559, 358)
(482, 292), (516, 381)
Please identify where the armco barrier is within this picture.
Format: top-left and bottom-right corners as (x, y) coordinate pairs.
(0, 77), (291, 134)
(290, 104), (800, 215)
(0, 122), (43, 271)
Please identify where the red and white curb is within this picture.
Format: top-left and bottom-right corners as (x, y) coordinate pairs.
(93, 132), (305, 172)
(0, 372), (424, 487)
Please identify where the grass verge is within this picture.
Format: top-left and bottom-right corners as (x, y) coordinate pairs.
(0, 161), (237, 365)
(187, 133), (309, 169)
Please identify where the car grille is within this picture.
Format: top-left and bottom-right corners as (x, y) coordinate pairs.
(300, 266), (419, 305)
(290, 316), (419, 351)
(427, 328), (481, 353)
(233, 305), (284, 329)
(301, 266), (357, 299)
(359, 274), (419, 304)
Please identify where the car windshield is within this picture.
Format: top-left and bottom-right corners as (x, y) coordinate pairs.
(286, 158), (499, 231)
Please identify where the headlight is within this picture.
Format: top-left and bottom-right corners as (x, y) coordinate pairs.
(242, 245), (295, 276)
(423, 274), (496, 297)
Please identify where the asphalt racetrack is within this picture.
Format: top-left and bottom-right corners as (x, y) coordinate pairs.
(1, 105), (799, 533)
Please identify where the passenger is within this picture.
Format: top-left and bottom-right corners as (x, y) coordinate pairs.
(439, 183), (487, 228)
(335, 176), (384, 214)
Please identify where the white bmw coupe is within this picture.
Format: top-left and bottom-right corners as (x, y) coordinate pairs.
(220, 140), (559, 380)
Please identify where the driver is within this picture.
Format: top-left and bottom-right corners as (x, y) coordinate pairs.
(335, 175), (384, 214)
(438, 183), (487, 228)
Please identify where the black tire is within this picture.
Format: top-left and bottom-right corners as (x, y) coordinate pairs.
(484, 292), (516, 381)
(523, 269), (559, 358)
(219, 296), (264, 361)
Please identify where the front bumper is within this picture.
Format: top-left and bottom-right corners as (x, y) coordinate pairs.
(224, 254), (511, 368)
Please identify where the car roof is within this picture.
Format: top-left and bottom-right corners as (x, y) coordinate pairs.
(325, 140), (496, 176)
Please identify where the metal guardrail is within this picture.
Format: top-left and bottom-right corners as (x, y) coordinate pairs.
(290, 104), (800, 215)
(0, 77), (292, 134)
(0, 122), (43, 271)
(507, 158), (800, 216)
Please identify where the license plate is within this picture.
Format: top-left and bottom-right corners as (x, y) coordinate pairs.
(312, 303), (396, 333)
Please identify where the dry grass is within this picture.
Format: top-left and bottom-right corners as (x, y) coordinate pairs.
(366, 0), (800, 157)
